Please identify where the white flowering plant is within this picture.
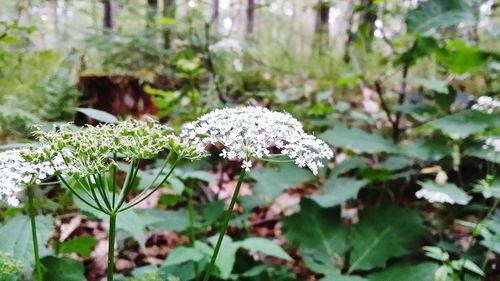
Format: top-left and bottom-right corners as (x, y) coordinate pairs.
(25, 119), (206, 281)
(181, 106), (333, 281)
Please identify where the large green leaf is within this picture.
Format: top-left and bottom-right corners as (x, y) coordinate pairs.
(0, 214), (54, 270)
(249, 163), (313, 202)
(406, 0), (475, 34)
(417, 180), (471, 205)
(283, 200), (347, 274)
(309, 177), (369, 208)
(320, 124), (396, 154)
(237, 237), (293, 261)
(58, 235), (97, 258)
(321, 272), (367, 281)
(348, 206), (427, 272)
(368, 262), (438, 281)
(400, 139), (451, 161)
(428, 110), (498, 139)
(139, 208), (189, 232)
(163, 246), (204, 267)
(41, 256), (86, 281)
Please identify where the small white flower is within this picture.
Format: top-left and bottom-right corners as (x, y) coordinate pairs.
(415, 189), (455, 204)
(242, 160), (252, 171)
(0, 148), (62, 206)
(472, 96), (499, 114)
(180, 106), (333, 175)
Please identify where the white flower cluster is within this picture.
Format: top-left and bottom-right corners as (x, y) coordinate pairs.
(472, 96), (500, 114)
(31, 119), (206, 177)
(180, 106), (333, 174)
(209, 38), (243, 55)
(415, 189), (455, 204)
(0, 148), (63, 206)
(484, 137), (500, 153)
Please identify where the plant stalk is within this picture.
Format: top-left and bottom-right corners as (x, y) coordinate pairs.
(107, 213), (117, 281)
(27, 184), (43, 281)
(202, 169), (246, 281)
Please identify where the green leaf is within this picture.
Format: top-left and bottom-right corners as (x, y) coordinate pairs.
(156, 17), (176, 25)
(163, 247), (203, 267)
(368, 262), (438, 281)
(0, 214), (54, 270)
(464, 144), (500, 164)
(41, 256), (86, 281)
(400, 139), (451, 161)
(330, 157), (367, 177)
(58, 235), (97, 258)
(208, 235), (237, 279)
(249, 163), (313, 202)
(237, 238), (292, 261)
(139, 208), (189, 232)
(405, 0), (475, 34)
(309, 177), (368, 208)
(201, 200), (225, 225)
(413, 78), (449, 94)
(348, 206), (427, 272)
(320, 124), (396, 154)
(179, 170), (216, 185)
(283, 199), (347, 274)
(417, 180), (471, 205)
(76, 108), (117, 123)
(428, 110), (498, 139)
(321, 272), (367, 281)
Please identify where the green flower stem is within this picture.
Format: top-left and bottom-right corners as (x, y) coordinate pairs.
(27, 185), (43, 281)
(202, 169), (246, 281)
(107, 213), (117, 281)
(186, 186), (199, 279)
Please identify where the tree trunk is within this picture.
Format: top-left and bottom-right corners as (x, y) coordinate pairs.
(103, 0), (113, 29)
(147, 0), (158, 27)
(314, 2), (330, 35)
(246, 0), (255, 35)
(162, 0), (175, 47)
(212, 0), (219, 22)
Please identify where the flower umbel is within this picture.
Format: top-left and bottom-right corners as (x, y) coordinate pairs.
(0, 148), (62, 206)
(181, 106), (333, 174)
(472, 96), (499, 114)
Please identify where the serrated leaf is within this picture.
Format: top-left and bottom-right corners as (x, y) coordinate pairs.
(320, 124), (396, 154)
(0, 214), (54, 270)
(309, 177), (368, 208)
(417, 180), (471, 205)
(348, 206), (427, 272)
(76, 108), (117, 123)
(58, 235), (97, 258)
(405, 0), (475, 34)
(237, 238), (292, 261)
(368, 262), (438, 281)
(283, 199), (347, 273)
(41, 256), (86, 281)
(249, 163), (313, 202)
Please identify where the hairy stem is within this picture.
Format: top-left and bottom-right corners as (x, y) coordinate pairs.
(202, 169), (246, 281)
(27, 185), (43, 281)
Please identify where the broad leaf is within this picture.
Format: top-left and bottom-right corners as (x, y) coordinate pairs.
(237, 237), (292, 261)
(368, 262), (438, 281)
(163, 247), (203, 267)
(417, 180), (471, 205)
(320, 124), (396, 154)
(41, 256), (86, 281)
(208, 235), (237, 279)
(76, 108), (117, 123)
(413, 78), (449, 94)
(400, 139), (451, 161)
(249, 163), (313, 202)
(0, 214), (54, 270)
(428, 110), (498, 139)
(309, 177), (368, 208)
(139, 208), (189, 232)
(406, 0), (475, 34)
(321, 272), (367, 281)
(283, 199), (347, 273)
(58, 235), (97, 258)
(348, 205), (427, 272)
